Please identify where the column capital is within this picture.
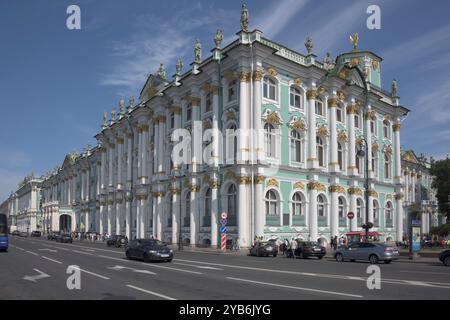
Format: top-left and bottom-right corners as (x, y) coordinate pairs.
(238, 71), (251, 82)
(393, 123), (402, 131)
(306, 89), (317, 100)
(327, 98), (338, 107)
(252, 70), (264, 81)
(254, 175), (265, 184)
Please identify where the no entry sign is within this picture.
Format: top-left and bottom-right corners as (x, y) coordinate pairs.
(347, 211), (355, 219)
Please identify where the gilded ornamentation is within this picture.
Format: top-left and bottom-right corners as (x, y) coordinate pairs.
(349, 33), (359, 50)
(170, 188), (180, 195)
(393, 123), (401, 132)
(316, 126), (329, 137)
(395, 193), (404, 200)
(317, 86), (326, 95)
(266, 67), (278, 77)
(329, 185), (345, 194)
(327, 98), (338, 107)
(338, 130), (348, 142)
(365, 110), (376, 120)
(384, 146), (393, 156)
(372, 143), (379, 152)
(368, 190), (378, 198)
(383, 114), (392, 121)
(291, 119), (306, 132)
(239, 176), (251, 185)
(306, 90), (317, 100)
(267, 178), (279, 187)
(253, 70), (264, 81)
(190, 185), (200, 193)
(210, 180), (219, 189)
(372, 60), (379, 70)
(265, 111), (281, 125)
(337, 91), (346, 101)
(293, 78), (302, 86)
(346, 104), (358, 115)
(254, 176), (265, 184)
(349, 58), (360, 67)
(348, 187), (363, 196)
(307, 182), (326, 192)
(356, 138), (364, 147)
(338, 68), (349, 80)
(293, 181), (305, 190)
(386, 194), (393, 200)
(239, 71), (250, 82)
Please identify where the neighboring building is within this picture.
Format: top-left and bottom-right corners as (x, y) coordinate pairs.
(38, 6), (409, 247)
(401, 150), (441, 234)
(0, 174), (43, 233)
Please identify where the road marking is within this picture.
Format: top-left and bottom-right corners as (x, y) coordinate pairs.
(83, 249), (96, 252)
(108, 265), (156, 275)
(400, 270), (450, 275)
(73, 267), (110, 280)
(126, 284), (176, 300)
(404, 280), (435, 287)
(23, 269), (51, 282)
(72, 250), (93, 255)
(25, 251), (38, 256)
(174, 262), (223, 271)
(227, 277), (363, 298)
(10, 245), (25, 251)
(38, 249), (57, 253)
(41, 256), (63, 264)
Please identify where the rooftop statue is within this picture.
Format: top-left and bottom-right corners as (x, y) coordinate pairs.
(111, 108), (117, 122)
(391, 79), (398, 97)
(129, 96), (135, 110)
(175, 58), (183, 75)
(323, 52), (333, 70)
(119, 96), (125, 115)
(349, 33), (359, 50)
(240, 4), (249, 32)
(194, 39), (202, 63)
(214, 29), (223, 48)
(304, 36), (313, 55)
(102, 112), (108, 128)
(156, 63), (167, 80)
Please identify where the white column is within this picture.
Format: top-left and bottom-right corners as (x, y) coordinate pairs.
(80, 172), (85, 202)
(101, 148), (107, 191)
(254, 175), (265, 238)
(404, 169), (410, 204)
(393, 123), (402, 184)
(156, 194), (163, 240)
(349, 189), (357, 231)
(411, 171), (416, 203)
(365, 109), (373, 176)
(191, 97), (201, 172)
(141, 125), (149, 183)
(152, 194), (157, 238)
(190, 181), (199, 246)
(347, 103), (357, 176)
(368, 195), (374, 224)
(330, 185), (339, 238)
(210, 179), (218, 248)
(396, 190), (404, 242)
(328, 98), (339, 172)
(158, 118), (166, 173)
(172, 188), (180, 245)
(117, 136), (124, 190)
(308, 182), (318, 241)
(253, 70), (264, 163)
(238, 71), (250, 163)
(108, 144), (114, 188)
(153, 121), (159, 174)
(306, 89), (318, 169)
(86, 168), (90, 201)
(238, 177), (249, 247)
(211, 86), (220, 167)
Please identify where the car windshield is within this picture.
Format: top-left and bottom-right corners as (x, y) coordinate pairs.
(139, 240), (165, 247)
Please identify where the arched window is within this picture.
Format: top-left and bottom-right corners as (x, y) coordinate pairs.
(290, 130), (302, 162)
(265, 190), (278, 215)
(316, 136), (324, 167)
(290, 86), (302, 108)
(383, 120), (390, 139)
(385, 201), (393, 220)
(226, 184), (237, 226)
(186, 102), (192, 122)
(337, 142), (344, 170)
(205, 92), (212, 112)
(354, 112), (361, 129)
(317, 195), (326, 217)
(315, 98), (324, 116)
(203, 188), (212, 227)
(184, 192), (191, 227)
(336, 105), (344, 122)
(225, 123), (238, 164)
(356, 146), (363, 174)
(384, 154), (391, 179)
(373, 200), (379, 224)
(228, 80), (237, 102)
(263, 77), (277, 100)
(264, 123), (276, 158)
(338, 197), (345, 218)
(292, 192), (304, 216)
(356, 198), (363, 219)
(371, 151), (377, 177)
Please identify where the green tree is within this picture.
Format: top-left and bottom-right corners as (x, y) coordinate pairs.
(430, 157), (450, 223)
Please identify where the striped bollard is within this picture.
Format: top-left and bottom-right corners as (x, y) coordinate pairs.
(221, 233), (227, 252)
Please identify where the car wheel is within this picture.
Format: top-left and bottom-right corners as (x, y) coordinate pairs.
(384, 260), (392, 264)
(126, 251), (131, 260)
(335, 253), (344, 262)
(444, 256), (450, 266)
(167, 259), (172, 262)
(143, 253), (151, 263)
(273, 253), (277, 257)
(318, 256), (323, 260)
(369, 254), (379, 264)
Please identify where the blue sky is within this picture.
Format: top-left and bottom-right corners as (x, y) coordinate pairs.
(1, 0), (450, 200)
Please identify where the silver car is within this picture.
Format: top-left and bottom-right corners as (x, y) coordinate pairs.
(334, 242), (399, 264)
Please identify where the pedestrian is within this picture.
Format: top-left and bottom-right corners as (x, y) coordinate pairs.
(290, 238), (297, 258)
(235, 237), (240, 252)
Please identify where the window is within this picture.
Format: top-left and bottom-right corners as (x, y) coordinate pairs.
(186, 102), (192, 122)
(290, 86), (302, 108)
(205, 92), (212, 112)
(370, 120), (376, 135)
(371, 152), (377, 176)
(373, 200), (379, 222)
(356, 146), (363, 174)
(228, 80), (237, 102)
(384, 154), (391, 179)
(356, 199), (363, 219)
(226, 184), (237, 225)
(204, 188), (211, 217)
(315, 98), (324, 116)
(338, 197), (345, 218)
(317, 195), (326, 217)
(337, 142), (344, 170)
(264, 123), (276, 158)
(265, 190), (278, 215)
(292, 192), (303, 216)
(354, 112), (361, 129)
(336, 105), (343, 122)
(385, 202), (393, 220)
(263, 77), (277, 100)
(290, 130), (302, 162)
(383, 120), (390, 139)
(170, 112), (175, 129)
(316, 136), (324, 167)
(225, 123), (238, 164)
(184, 192), (191, 227)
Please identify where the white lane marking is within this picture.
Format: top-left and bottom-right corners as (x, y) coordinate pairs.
(400, 270), (450, 275)
(72, 250), (93, 255)
(174, 262), (224, 271)
(404, 280), (436, 287)
(41, 256), (63, 264)
(23, 269), (51, 282)
(227, 277), (364, 298)
(107, 265), (156, 275)
(97, 255), (202, 275)
(83, 249), (96, 252)
(126, 284), (176, 300)
(25, 251), (38, 256)
(38, 249), (57, 253)
(10, 245), (25, 251)
(347, 276), (365, 280)
(73, 267), (110, 280)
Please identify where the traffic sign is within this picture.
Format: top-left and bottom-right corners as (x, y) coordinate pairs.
(220, 218), (227, 225)
(220, 226), (227, 233)
(221, 212), (228, 219)
(347, 211), (355, 219)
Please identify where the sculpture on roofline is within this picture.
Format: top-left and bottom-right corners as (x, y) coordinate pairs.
(119, 97), (125, 115)
(157, 63), (167, 80)
(111, 108), (116, 122)
(175, 58), (183, 75)
(194, 39), (202, 63)
(214, 29), (223, 48)
(304, 36), (313, 55)
(391, 79), (398, 97)
(102, 112), (108, 128)
(241, 4), (249, 32)
(349, 33), (359, 50)
(323, 52), (333, 71)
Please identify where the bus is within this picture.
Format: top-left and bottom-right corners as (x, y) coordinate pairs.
(0, 214), (8, 252)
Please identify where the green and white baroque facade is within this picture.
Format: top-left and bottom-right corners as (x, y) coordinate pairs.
(37, 12), (410, 248)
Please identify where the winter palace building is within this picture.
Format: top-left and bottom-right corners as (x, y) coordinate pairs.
(7, 7), (412, 248)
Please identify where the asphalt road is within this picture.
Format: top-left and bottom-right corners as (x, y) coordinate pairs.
(1, 236), (449, 300)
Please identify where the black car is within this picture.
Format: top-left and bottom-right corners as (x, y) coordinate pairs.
(107, 235), (128, 248)
(125, 239), (173, 262)
(249, 241), (278, 257)
(294, 241), (326, 259)
(47, 232), (60, 240)
(55, 233), (73, 243)
(31, 231), (42, 237)
(438, 249), (450, 266)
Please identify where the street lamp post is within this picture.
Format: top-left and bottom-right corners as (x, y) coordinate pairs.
(357, 137), (371, 242)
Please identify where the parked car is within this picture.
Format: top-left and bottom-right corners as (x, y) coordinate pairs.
(249, 241), (278, 257)
(31, 231), (42, 237)
(335, 242), (399, 264)
(47, 232), (60, 240)
(11, 230), (20, 236)
(295, 241), (326, 259)
(107, 235), (128, 248)
(125, 239), (173, 262)
(438, 249), (450, 266)
(19, 231), (28, 237)
(55, 233), (73, 243)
